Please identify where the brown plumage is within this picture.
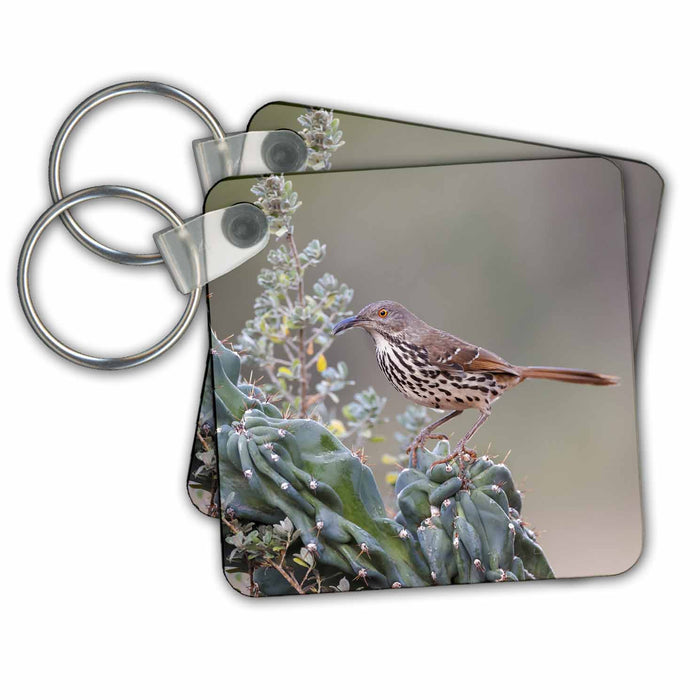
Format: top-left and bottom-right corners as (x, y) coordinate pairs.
(333, 300), (617, 465)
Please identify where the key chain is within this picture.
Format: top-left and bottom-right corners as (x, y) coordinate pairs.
(15, 79), (654, 597)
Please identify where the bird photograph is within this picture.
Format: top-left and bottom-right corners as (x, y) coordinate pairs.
(333, 300), (618, 468)
(205, 161), (641, 587)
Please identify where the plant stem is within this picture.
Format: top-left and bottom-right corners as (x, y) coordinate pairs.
(286, 230), (308, 417)
(196, 430), (210, 451)
(268, 559), (306, 594)
(207, 476), (218, 517)
(282, 340), (297, 364)
(248, 561), (257, 597)
(262, 364), (294, 404)
(305, 342), (332, 371)
(299, 562), (313, 590)
(222, 518), (239, 534)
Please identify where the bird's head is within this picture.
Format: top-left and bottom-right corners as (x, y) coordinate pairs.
(332, 301), (415, 339)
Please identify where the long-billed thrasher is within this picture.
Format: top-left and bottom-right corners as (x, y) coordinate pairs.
(332, 300), (618, 466)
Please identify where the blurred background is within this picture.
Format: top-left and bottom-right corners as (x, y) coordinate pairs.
(208, 157), (640, 580)
(250, 103), (662, 344)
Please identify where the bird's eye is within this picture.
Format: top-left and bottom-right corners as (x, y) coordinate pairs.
(378, 308), (388, 318)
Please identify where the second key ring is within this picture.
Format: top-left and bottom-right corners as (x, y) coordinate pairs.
(18, 185), (202, 370)
(48, 80), (227, 266)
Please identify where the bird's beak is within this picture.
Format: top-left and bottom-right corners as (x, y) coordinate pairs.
(332, 316), (361, 335)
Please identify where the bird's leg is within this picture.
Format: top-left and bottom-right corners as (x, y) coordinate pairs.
(407, 410), (462, 463)
(430, 410), (491, 469)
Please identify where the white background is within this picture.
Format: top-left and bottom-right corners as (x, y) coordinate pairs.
(1, 2), (697, 697)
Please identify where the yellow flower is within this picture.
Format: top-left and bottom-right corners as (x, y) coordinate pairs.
(316, 353), (328, 372)
(327, 419), (346, 437)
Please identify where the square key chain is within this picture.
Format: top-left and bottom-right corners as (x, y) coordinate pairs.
(202, 157), (638, 594)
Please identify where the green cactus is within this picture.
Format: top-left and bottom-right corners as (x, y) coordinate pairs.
(213, 335), (553, 595)
(394, 445), (554, 583)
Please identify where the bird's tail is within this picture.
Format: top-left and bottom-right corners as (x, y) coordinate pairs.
(519, 366), (619, 386)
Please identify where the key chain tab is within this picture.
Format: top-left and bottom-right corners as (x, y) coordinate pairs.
(193, 130), (307, 193)
(154, 204), (271, 294)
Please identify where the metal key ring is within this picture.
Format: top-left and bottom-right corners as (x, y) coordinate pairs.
(49, 81), (227, 266)
(18, 185), (201, 370)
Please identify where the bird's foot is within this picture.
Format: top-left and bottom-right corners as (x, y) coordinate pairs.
(407, 431), (449, 464)
(455, 436), (478, 463)
(429, 437), (477, 470)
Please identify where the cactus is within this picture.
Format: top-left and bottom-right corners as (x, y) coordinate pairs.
(394, 444), (554, 583)
(213, 335), (553, 595)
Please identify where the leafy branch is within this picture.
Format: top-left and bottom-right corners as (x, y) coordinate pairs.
(233, 110), (387, 444)
(223, 515), (351, 595)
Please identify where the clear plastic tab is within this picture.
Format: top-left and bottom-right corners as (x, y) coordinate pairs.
(164, 129), (309, 292)
(193, 130), (307, 193)
(154, 204), (270, 294)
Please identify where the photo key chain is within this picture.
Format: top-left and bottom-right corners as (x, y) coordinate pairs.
(16, 80), (658, 598)
(202, 157), (638, 594)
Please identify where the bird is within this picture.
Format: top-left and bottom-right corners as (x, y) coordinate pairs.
(332, 300), (618, 467)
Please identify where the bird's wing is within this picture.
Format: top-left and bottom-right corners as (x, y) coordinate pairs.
(427, 334), (520, 376)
